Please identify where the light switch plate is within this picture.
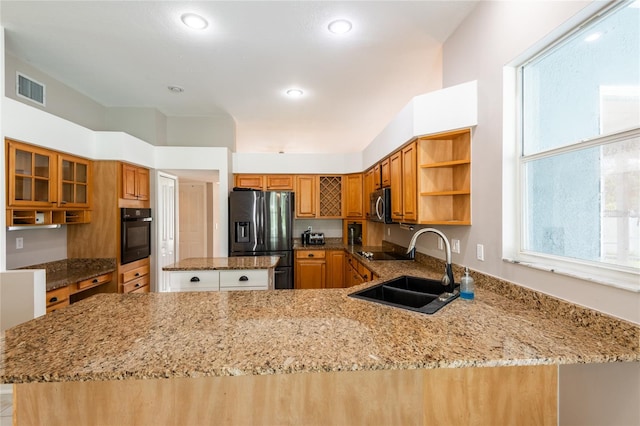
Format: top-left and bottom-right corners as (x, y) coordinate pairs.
(476, 244), (485, 261)
(16, 237), (24, 250)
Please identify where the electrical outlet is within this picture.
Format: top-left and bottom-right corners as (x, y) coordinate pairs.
(16, 237), (24, 250)
(437, 239), (444, 251)
(452, 239), (460, 254)
(387, 227), (390, 236)
(476, 244), (485, 261)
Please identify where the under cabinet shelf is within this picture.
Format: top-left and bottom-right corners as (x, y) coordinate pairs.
(7, 208), (91, 227)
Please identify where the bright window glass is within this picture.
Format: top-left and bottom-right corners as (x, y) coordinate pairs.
(519, 1), (640, 279)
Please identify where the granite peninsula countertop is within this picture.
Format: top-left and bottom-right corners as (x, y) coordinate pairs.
(163, 256), (280, 271)
(1, 251), (638, 384)
(18, 258), (117, 292)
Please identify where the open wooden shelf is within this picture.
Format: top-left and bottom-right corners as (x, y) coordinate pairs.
(7, 208), (91, 227)
(417, 129), (471, 225)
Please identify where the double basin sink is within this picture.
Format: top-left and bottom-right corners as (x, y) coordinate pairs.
(349, 275), (459, 315)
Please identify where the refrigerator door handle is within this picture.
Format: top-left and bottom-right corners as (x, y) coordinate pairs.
(258, 193), (265, 246)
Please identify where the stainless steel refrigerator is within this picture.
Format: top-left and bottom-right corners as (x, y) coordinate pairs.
(229, 190), (294, 289)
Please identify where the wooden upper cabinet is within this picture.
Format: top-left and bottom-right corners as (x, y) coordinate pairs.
(317, 175), (343, 218)
(373, 163), (382, 190)
(417, 128), (472, 225)
(234, 174), (294, 191)
(380, 158), (390, 188)
(344, 173), (364, 219)
(7, 140), (57, 207)
(266, 175), (294, 191)
(137, 168), (150, 201)
(295, 175), (317, 218)
(6, 139), (92, 209)
(389, 151), (403, 221)
(235, 174), (264, 190)
(121, 163), (149, 201)
(364, 168), (375, 199)
(58, 154), (91, 208)
(401, 142), (417, 222)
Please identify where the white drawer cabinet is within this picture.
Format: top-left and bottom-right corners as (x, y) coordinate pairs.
(220, 270), (270, 291)
(168, 271), (219, 292)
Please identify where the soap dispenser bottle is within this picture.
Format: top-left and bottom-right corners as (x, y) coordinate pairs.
(460, 267), (475, 300)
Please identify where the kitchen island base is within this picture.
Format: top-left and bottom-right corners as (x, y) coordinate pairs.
(12, 364), (556, 425)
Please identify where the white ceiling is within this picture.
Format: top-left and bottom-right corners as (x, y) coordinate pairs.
(1, 1), (477, 154)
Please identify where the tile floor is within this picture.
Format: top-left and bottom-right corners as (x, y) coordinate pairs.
(0, 392), (12, 426)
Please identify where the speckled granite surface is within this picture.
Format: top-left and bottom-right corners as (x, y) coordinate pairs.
(1, 252), (637, 384)
(163, 256), (280, 271)
(19, 258), (117, 291)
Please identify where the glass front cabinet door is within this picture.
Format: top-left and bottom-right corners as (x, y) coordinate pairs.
(59, 154), (91, 207)
(7, 141), (57, 207)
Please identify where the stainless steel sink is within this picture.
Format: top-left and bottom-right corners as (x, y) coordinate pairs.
(349, 275), (459, 314)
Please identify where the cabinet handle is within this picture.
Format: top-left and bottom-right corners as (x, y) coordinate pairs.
(190, 277), (200, 282)
(135, 283), (141, 288)
(308, 253), (314, 257)
(239, 275), (249, 282)
(49, 297), (58, 303)
(60, 201), (67, 205)
(92, 278), (99, 284)
(135, 272), (140, 277)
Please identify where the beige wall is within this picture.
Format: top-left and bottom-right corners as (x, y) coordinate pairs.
(5, 53), (107, 131)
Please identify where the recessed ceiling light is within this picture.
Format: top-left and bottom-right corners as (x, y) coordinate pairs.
(328, 19), (352, 34)
(584, 31), (602, 42)
(168, 85), (184, 93)
(181, 13), (208, 30)
(286, 89), (304, 98)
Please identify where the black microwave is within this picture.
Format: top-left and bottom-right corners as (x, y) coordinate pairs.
(368, 188), (394, 223)
(121, 208), (152, 264)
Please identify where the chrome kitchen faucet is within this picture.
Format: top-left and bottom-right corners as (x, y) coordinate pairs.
(406, 228), (456, 295)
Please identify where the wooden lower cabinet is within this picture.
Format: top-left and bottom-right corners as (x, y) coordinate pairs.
(12, 365), (557, 425)
(45, 286), (70, 313)
(344, 253), (374, 287)
(119, 258), (150, 293)
(325, 250), (345, 289)
(296, 250), (372, 289)
(46, 272), (114, 313)
(295, 250), (326, 289)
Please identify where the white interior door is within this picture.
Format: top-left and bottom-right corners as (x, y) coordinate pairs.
(179, 182), (207, 260)
(156, 173), (176, 292)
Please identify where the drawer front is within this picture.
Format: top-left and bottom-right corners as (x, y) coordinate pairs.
(296, 250), (326, 259)
(77, 272), (113, 291)
(122, 275), (150, 293)
(46, 286), (70, 307)
(169, 271), (219, 292)
(46, 300), (69, 313)
(122, 264), (150, 283)
(129, 284), (150, 294)
(219, 270), (268, 290)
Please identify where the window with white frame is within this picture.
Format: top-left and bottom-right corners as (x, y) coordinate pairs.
(517, 0), (639, 289)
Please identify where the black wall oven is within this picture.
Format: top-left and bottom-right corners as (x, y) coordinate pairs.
(121, 208), (152, 264)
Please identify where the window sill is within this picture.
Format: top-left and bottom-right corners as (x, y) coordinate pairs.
(502, 257), (640, 293)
